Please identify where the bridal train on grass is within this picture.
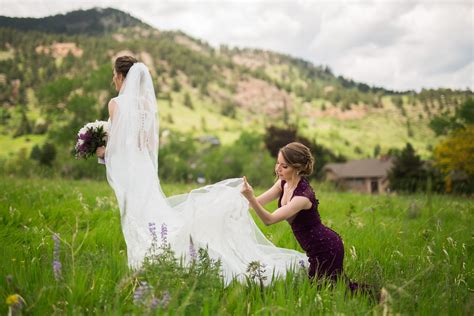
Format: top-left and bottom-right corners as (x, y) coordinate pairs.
(103, 60), (307, 284)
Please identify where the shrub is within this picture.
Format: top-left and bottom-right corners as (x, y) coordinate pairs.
(30, 142), (56, 166)
(13, 111), (32, 137)
(388, 143), (427, 193)
(158, 132), (198, 182)
(263, 125), (345, 179)
(199, 132), (275, 186)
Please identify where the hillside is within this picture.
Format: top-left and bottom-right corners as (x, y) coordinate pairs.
(0, 8), (472, 162)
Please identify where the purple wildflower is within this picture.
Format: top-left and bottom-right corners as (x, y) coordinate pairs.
(160, 291), (171, 308)
(148, 222), (158, 244)
(52, 233), (62, 281)
(160, 223), (168, 245)
(133, 290), (143, 305)
(133, 281), (152, 306)
(133, 283), (144, 303)
(149, 297), (159, 309)
(148, 291), (171, 310)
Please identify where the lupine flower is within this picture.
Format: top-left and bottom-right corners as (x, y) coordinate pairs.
(160, 223), (168, 245)
(160, 291), (171, 308)
(133, 285), (144, 304)
(133, 281), (152, 306)
(148, 291), (171, 310)
(148, 222), (158, 244)
(52, 233), (62, 281)
(149, 297), (160, 310)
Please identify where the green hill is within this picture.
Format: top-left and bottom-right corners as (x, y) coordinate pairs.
(0, 8), (471, 162)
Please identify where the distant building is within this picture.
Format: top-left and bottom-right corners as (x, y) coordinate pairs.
(323, 158), (393, 194)
(196, 135), (221, 146)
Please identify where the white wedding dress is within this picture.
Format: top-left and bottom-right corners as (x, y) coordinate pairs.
(105, 63), (307, 284)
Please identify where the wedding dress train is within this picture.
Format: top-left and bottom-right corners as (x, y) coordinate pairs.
(105, 63), (307, 284)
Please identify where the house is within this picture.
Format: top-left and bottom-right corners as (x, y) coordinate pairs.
(322, 158), (393, 194)
(196, 135), (221, 146)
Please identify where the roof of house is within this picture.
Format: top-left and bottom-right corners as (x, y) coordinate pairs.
(196, 135), (221, 146)
(323, 158), (393, 179)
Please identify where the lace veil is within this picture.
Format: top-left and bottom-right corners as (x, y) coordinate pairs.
(105, 62), (181, 268)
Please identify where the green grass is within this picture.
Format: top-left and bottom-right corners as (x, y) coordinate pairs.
(0, 134), (46, 159)
(0, 177), (472, 314)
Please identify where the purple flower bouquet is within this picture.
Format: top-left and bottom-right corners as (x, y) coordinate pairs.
(75, 120), (108, 159)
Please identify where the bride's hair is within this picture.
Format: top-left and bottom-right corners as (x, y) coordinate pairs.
(279, 142), (314, 176)
(115, 56), (138, 78)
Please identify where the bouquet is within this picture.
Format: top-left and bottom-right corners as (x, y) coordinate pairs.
(75, 120), (108, 160)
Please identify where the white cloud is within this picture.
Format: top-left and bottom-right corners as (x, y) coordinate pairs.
(0, 0), (472, 91)
(308, 1), (473, 90)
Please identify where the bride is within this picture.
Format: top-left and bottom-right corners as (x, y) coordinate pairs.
(96, 56), (307, 284)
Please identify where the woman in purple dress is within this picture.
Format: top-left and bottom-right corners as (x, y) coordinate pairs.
(241, 142), (347, 283)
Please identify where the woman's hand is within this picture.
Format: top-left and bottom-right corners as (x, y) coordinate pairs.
(240, 176), (255, 201)
(96, 146), (106, 158)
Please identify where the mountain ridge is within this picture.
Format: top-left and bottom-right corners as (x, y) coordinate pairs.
(0, 7), (149, 35)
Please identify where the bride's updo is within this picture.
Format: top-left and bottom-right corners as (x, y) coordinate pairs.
(279, 142), (314, 176)
(115, 56), (138, 78)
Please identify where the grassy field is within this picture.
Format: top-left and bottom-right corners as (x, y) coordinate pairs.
(0, 176), (472, 315)
(0, 135), (46, 159)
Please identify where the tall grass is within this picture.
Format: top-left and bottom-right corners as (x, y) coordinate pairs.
(0, 176), (472, 314)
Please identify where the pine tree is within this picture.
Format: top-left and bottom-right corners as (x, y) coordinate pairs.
(388, 143), (427, 193)
(184, 92), (193, 109)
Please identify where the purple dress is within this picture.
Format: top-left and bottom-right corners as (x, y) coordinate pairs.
(279, 178), (344, 281)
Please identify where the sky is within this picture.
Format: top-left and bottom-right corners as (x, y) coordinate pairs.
(1, 0), (473, 92)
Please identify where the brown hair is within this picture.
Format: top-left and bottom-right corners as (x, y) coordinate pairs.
(279, 142), (314, 176)
(114, 56), (138, 77)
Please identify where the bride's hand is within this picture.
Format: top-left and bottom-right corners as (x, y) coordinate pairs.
(96, 146), (106, 158)
(240, 176), (254, 201)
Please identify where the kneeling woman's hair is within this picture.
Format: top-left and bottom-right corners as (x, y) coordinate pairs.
(279, 142), (314, 176)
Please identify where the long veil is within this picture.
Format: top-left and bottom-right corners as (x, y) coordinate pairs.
(105, 63), (307, 284)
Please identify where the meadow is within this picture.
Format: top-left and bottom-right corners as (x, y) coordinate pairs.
(0, 176), (472, 315)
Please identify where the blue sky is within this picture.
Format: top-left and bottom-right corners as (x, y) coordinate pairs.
(1, 0), (473, 91)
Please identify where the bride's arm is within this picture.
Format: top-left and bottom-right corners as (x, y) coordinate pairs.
(108, 99), (117, 120)
(96, 99), (117, 159)
(255, 180), (282, 205)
